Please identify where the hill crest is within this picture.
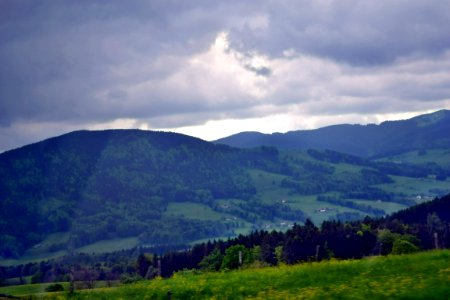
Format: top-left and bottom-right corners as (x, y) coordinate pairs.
(215, 110), (450, 157)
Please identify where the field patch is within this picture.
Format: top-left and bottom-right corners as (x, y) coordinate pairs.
(378, 149), (450, 167)
(76, 237), (139, 254)
(164, 202), (231, 221)
(287, 195), (362, 224)
(0, 237), (140, 267)
(351, 199), (407, 215)
(377, 175), (450, 199)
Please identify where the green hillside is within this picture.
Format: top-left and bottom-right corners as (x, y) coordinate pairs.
(5, 249), (449, 299)
(1, 129), (449, 262)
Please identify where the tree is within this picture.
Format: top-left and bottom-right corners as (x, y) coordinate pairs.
(136, 254), (153, 278)
(221, 245), (250, 270)
(274, 246), (284, 264)
(199, 248), (223, 272)
(377, 229), (399, 255)
(145, 265), (158, 279)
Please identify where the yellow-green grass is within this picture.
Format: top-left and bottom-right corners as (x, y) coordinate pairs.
(32, 249), (450, 299)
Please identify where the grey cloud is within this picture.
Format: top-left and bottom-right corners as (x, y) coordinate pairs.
(228, 0), (450, 65)
(245, 65), (272, 77)
(1, 0), (450, 151)
(0, 0), (243, 125)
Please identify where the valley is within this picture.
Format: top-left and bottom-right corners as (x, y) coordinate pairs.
(1, 111), (450, 263)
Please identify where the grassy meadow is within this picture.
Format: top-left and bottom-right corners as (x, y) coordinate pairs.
(4, 249), (449, 299)
(378, 149), (450, 168)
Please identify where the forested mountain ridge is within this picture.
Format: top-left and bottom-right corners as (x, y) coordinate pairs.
(215, 110), (450, 157)
(0, 130), (265, 258)
(1, 126), (449, 261)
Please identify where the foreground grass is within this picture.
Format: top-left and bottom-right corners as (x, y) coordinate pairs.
(7, 250), (450, 299)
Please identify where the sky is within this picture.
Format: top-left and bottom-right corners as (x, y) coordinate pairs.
(1, 0), (450, 152)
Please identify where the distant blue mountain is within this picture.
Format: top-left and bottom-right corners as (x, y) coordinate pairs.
(215, 110), (450, 157)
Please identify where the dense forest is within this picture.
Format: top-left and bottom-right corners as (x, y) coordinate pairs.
(2, 193), (449, 286)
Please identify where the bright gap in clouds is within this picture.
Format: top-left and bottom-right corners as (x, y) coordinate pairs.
(156, 109), (437, 141)
(84, 30), (444, 142)
(160, 115), (295, 141)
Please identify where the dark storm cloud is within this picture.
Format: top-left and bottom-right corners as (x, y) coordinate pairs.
(0, 0), (228, 124)
(229, 0), (450, 65)
(1, 0), (450, 151)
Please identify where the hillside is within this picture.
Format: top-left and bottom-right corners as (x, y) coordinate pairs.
(1, 128), (450, 262)
(2, 193), (449, 287)
(215, 110), (450, 157)
(0, 130), (264, 258)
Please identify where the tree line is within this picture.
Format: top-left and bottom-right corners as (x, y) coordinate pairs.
(2, 194), (449, 287)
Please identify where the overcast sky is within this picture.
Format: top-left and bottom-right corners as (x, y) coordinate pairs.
(1, 0), (450, 152)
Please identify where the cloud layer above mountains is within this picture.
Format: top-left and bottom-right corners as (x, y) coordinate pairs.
(1, 0), (450, 151)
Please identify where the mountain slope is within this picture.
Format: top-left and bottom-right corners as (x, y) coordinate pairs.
(0, 131), (239, 255)
(1, 128), (449, 261)
(215, 110), (450, 157)
(0, 130), (294, 258)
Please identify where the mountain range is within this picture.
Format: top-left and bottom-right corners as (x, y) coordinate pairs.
(215, 110), (450, 157)
(1, 110), (449, 263)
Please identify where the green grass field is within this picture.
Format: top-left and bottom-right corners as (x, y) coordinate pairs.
(333, 162), (366, 174)
(377, 175), (450, 199)
(378, 149), (450, 167)
(248, 169), (289, 193)
(0, 237), (140, 267)
(287, 195), (362, 224)
(164, 202), (231, 221)
(0, 282), (70, 297)
(351, 199), (407, 215)
(77, 237), (140, 254)
(8, 249), (449, 299)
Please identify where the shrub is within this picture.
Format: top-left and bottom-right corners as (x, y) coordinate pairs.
(392, 239), (419, 255)
(45, 283), (64, 292)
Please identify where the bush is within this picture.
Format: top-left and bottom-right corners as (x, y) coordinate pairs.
(392, 239), (419, 255)
(120, 274), (142, 284)
(45, 283), (64, 292)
